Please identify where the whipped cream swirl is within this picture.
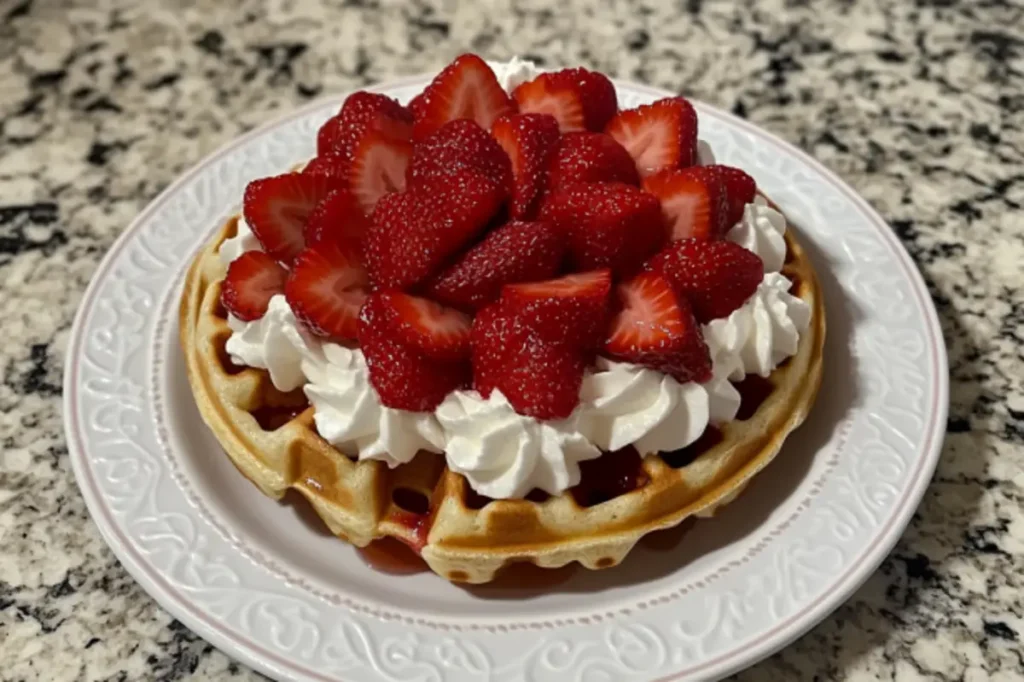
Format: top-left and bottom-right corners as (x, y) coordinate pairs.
(726, 195), (787, 272)
(436, 390), (600, 499)
(225, 295), (312, 393)
(703, 272), (811, 380)
(578, 359), (740, 455)
(303, 344), (445, 466)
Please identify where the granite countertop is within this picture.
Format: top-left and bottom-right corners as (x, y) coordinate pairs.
(1, 0), (1022, 679)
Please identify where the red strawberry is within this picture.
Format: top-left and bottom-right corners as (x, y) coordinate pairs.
(319, 92), (412, 161)
(302, 154), (350, 181)
(374, 291), (472, 362)
(604, 271), (712, 384)
(471, 302), (588, 419)
(470, 303), (519, 397)
(406, 119), (512, 193)
(547, 132), (640, 188)
(303, 189), (370, 247)
(359, 294), (469, 411)
(316, 115), (347, 158)
(500, 333), (586, 420)
(539, 182), (664, 276)
(285, 240), (369, 340)
(424, 220), (564, 311)
(644, 239), (764, 323)
(220, 251), (287, 322)
(605, 97), (698, 176)
(642, 166), (727, 241)
(546, 67), (618, 131)
(491, 113), (561, 218)
(411, 54), (515, 141)
(501, 269), (612, 349)
(708, 165), (757, 228)
(512, 74), (586, 133)
(348, 127), (413, 216)
(365, 170), (504, 289)
(243, 173), (335, 265)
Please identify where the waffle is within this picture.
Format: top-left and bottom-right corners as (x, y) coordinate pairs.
(179, 206), (825, 584)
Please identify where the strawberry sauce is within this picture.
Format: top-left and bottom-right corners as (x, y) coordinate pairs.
(358, 538), (428, 575)
(571, 446), (648, 507)
(734, 374), (775, 420)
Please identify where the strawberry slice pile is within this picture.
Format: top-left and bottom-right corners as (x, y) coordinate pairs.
(221, 54), (768, 419)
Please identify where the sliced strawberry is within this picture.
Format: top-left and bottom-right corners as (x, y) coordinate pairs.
(365, 170), (504, 289)
(604, 271), (712, 384)
(359, 294), (469, 411)
(302, 154), (350, 181)
(243, 173), (335, 265)
(605, 97), (698, 176)
(319, 92), (412, 161)
(470, 302), (520, 397)
(512, 74), (586, 133)
(406, 119), (511, 194)
(539, 181), (664, 276)
(490, 113), (561, 218)
(642, 166), (727, 241)
(500, 334), (586, 420)
(644, 239), (764, 323)
(471, 303), (585, 418)
(303, 189), (370, 247)
(316, 115), (347, 158)
(547, 132), (640, 188)
(220, 251), (287, 322)
(374, 291), (472, 362)
(285, 240), (369, 340)
(708, 165), (757, 228)
(424, 220), (564, 311)
(501, 269), (612, 349)
(348, 127), (413, 216)
(547, 67), (618, 132)
(411, 54), (515, 141)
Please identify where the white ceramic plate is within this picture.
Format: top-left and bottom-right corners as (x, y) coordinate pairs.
(64, 73), (947, 682)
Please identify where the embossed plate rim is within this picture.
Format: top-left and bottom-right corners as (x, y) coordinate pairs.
(65, 73), (948, 682)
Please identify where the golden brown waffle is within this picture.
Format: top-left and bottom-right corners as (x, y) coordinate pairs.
(179, 207), (825, 584)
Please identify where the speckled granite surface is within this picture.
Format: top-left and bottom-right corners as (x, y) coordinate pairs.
(1, 0), (1022, 680)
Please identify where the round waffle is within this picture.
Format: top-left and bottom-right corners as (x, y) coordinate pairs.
(180, 205), (825, 584)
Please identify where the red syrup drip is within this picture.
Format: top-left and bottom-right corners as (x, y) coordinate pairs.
(358, 538), (428, 575)
(659, 426), (724, 469)
(733, 374), (775, 421)
(571, 446), (648, 507)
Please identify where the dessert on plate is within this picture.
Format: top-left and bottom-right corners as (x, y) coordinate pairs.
(179, 54), (825, 584)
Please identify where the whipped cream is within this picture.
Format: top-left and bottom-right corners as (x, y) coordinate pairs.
(304, 344), (445, 466)
(579, 359), (709, 454)
(436, 390), (600, 499)
(219, 217), (261, 268)
(703, 272), (811, 380)
(224, 294), (443, 466)
(578, 359), (740, 456)
(726, 195), (787, 272)
(225, 295), (313, 393)
(492, 56), (542, 92)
